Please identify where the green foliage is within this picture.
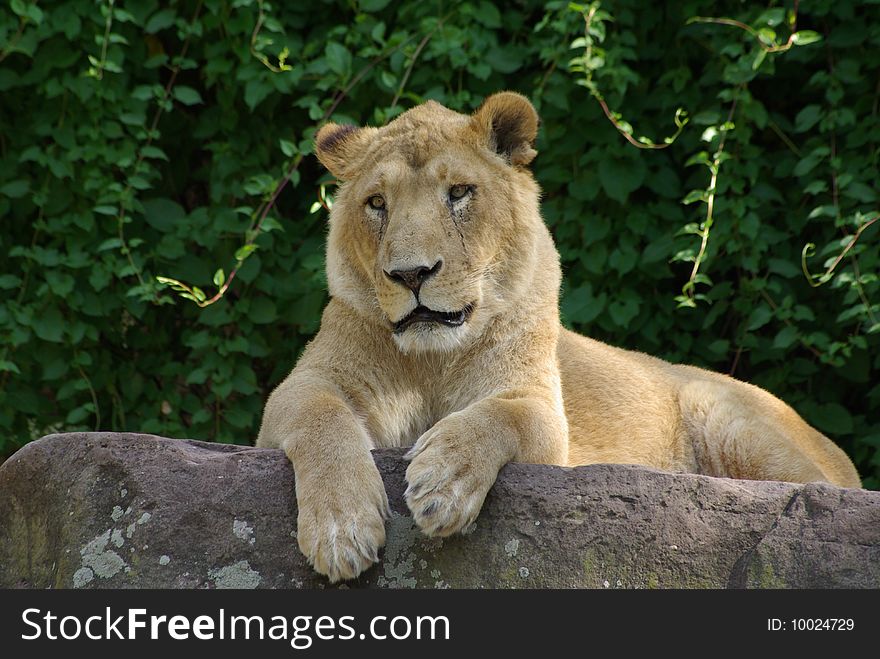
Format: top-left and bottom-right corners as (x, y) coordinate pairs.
(1, 0), (877, 487)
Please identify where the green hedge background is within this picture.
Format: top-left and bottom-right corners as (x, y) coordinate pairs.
(1, 0), (878, 487)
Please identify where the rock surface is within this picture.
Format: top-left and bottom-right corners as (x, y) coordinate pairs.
(0, 432), (877, 589)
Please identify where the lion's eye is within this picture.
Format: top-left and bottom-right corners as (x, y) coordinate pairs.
(448, 184), (470, 201)
(367, 195), (386, 211)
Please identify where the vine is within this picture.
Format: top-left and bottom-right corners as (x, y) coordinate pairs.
(568, 2), (688, 149)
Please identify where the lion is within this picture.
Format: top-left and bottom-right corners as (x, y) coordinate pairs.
(257, 92), (861, 583)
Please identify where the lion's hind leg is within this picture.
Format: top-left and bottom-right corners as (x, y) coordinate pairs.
(678, 380), (829, 484)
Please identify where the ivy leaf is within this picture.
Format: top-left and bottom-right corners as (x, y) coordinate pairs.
(279, 139), (296, 157)
(746, 305), (773, 331)
(33, 306), (65, 343)
(791, 31), (822, 46)
(0, 274), (22, 289)
(325, 42), (352, 77)
(1, 179), (29, 198)
(598, 156), (646, 203)
(773, 326), (799, 349)
(249, 297), (277, 324)
(811, 403), (853, 435)
(235, 244), (258, 261)
(608, 294), (641, 327)
(142, 198), (186, 231)
(359, 0), (392, 11)
(561, 284), (606, 325)
(682, 190), (707, 205)
(173, 86), (203, 106)
(145, 9), (176, 34)
(794, 105), (822, 133)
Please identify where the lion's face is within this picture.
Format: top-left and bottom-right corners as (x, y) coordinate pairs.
(316, 93), (541, 354)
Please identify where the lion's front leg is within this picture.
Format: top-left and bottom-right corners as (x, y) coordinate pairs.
(404, 393), (568, 536)
(258, 378), (390, 583)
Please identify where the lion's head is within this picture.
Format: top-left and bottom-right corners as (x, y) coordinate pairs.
(315, 92), (556, 354)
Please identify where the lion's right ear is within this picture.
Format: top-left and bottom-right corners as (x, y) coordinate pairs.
(472, 92), (539, 167)
(314, 123), (375, 180)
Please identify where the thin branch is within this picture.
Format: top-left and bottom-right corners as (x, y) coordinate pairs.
(76, 361), (102, 431)
(759, 289), (823, 360)
(114, 0), (204, 297)
(682, 89), (741, 303)
(577, 4), (688, 150)
(767, 117), (802, 157)
(249, 0), (292, 72)
(391, 20), (444, 108)
(93, 0), (116, 80)
(801, 215), (879, 287)
(688, 0), (802, 54)
(850, 254), (878, 326)
(0, 15), (27, 64)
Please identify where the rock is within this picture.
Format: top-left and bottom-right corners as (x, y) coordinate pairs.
(0, 432), (877, 589)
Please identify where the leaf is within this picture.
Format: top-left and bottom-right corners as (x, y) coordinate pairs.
(792, 31), (822, 46)
(325, 42), (352, 77)
(598, 156), (645, 203)
(794, 105), (822, 133)
(359, 0), (392, 11)
(706, 339), (730, 356)
(758, 7), (785, 27)
(244, 79), (272, 111)
(235, 244), (258, 261)
(608, 245), (639, 275)
(1, 179), (29, 198)
(279, 139), (296, 157)
(145, 9), (176, 34)
(10, 0), (27, 18)
(173, 86), (203, 106)
(97, 238), (123, 252)
(682, 189), (707, 205)
(561, 284), (606, 325)
(472, 1), (502, 28)
(261, 216), (284, 233)
(141, 145), (169, 161)
(752, 49), (767, 71)
(772, 325), (799, 349)
(608, 296), (640, 327)
(842, 181), (877, 203)
(767, 258), (800, 278)
(486, 45), (524, 74)
(213, 269), (226, 287)
(685, 151), (711, 168)
(46, 271), (75, 297)
(811, 403), (853, 435)
(0, 359), (21, 374)
(746, 305), (773, 331)
(128, 175), (151, 190)
(0, 274), (22, 289)
(33, 306), (64, 343)
(142, 198), (186, 231)
(249, 297), (278, 324)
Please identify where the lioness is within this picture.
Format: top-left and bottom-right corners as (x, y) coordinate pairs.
(257, 92), (860, 582)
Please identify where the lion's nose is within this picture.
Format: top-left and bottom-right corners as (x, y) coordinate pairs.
(384, 260), (442, 296)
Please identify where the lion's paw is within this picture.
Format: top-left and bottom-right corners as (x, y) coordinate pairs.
(404, 424), (494, 537)
(295, 468), (389, 583)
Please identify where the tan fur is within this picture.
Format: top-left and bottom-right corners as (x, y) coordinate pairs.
(257, 92), (861, 582)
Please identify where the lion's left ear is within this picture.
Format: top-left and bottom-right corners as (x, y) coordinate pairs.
(314, 122), (377, 180)
(472, 92), (539, 167)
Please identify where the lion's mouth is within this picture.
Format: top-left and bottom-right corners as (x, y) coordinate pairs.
(393, 304), (473, 333)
